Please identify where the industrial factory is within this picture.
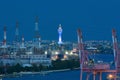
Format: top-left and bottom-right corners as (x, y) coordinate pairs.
(0, 16), (79, 67)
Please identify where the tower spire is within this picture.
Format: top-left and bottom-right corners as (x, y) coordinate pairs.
(35, 16), (40, 38)
(58, 24), (63, 44)
(34, 16), (41, 47)
(15, 21), (19, 42)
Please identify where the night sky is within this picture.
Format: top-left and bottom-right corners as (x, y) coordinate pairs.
(0, 0), (120, 42)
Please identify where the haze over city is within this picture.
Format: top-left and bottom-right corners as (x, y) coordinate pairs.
(0, 0), (120, 42)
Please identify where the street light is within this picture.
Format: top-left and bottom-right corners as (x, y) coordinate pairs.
(107, 74), (114, 80)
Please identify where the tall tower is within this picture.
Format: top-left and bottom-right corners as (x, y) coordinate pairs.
(3, 26), (7, 47)
(34, 16), (41, 47)
(38, 36), (41, 47)
(35, 16), (40, 39)
(58, 24), (63, 44)
(15, 21), (19, 42)
(21, 35), (25, 48)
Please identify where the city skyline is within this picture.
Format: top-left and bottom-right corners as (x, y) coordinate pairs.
(0, 0), (120, 42)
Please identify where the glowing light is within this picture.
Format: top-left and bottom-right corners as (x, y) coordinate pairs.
(70, 52), (73, 55)
(107, 74), (114, 79)
(65, 51), (68, 55)
(58, 24), (63, 44)
(45, 51), (47, 54)
(55, 55), (58, 59)
(55, 51), (59, 55)
(51, 55), (58, 60)
(64, 55), (68, 59)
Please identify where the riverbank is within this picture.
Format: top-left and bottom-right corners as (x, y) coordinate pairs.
(2, 69), (80, 80)
(0, 67), (80, 79)
(19, 68), (79, 75)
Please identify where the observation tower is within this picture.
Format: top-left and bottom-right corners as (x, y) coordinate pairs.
(58, 24), (63, 45)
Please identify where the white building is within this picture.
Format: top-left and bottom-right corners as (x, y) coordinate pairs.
(0, 54), (51, 67)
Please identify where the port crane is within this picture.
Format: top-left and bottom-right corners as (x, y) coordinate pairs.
(77, 29), (120, 80)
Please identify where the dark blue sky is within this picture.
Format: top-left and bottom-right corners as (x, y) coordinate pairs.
(0, 0), (120, 42)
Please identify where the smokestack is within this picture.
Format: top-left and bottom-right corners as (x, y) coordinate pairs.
(38, 36), (41, 47)
(77, 29), (83, 51)
(3, 26), (7, 46)
(15, 21), (19, 42)
(35, 16), (39, 38)
(22, 35), (24, 47)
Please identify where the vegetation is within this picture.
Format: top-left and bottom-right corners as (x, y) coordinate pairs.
(51, 59), (79, 70)
(0, 59), (80, 74)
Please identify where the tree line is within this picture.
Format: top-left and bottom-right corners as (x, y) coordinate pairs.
(0, 59), (80, 74)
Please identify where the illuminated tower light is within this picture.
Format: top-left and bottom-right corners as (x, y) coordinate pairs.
(38, 36), (41, 48)
(58, 24), (63, 44)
